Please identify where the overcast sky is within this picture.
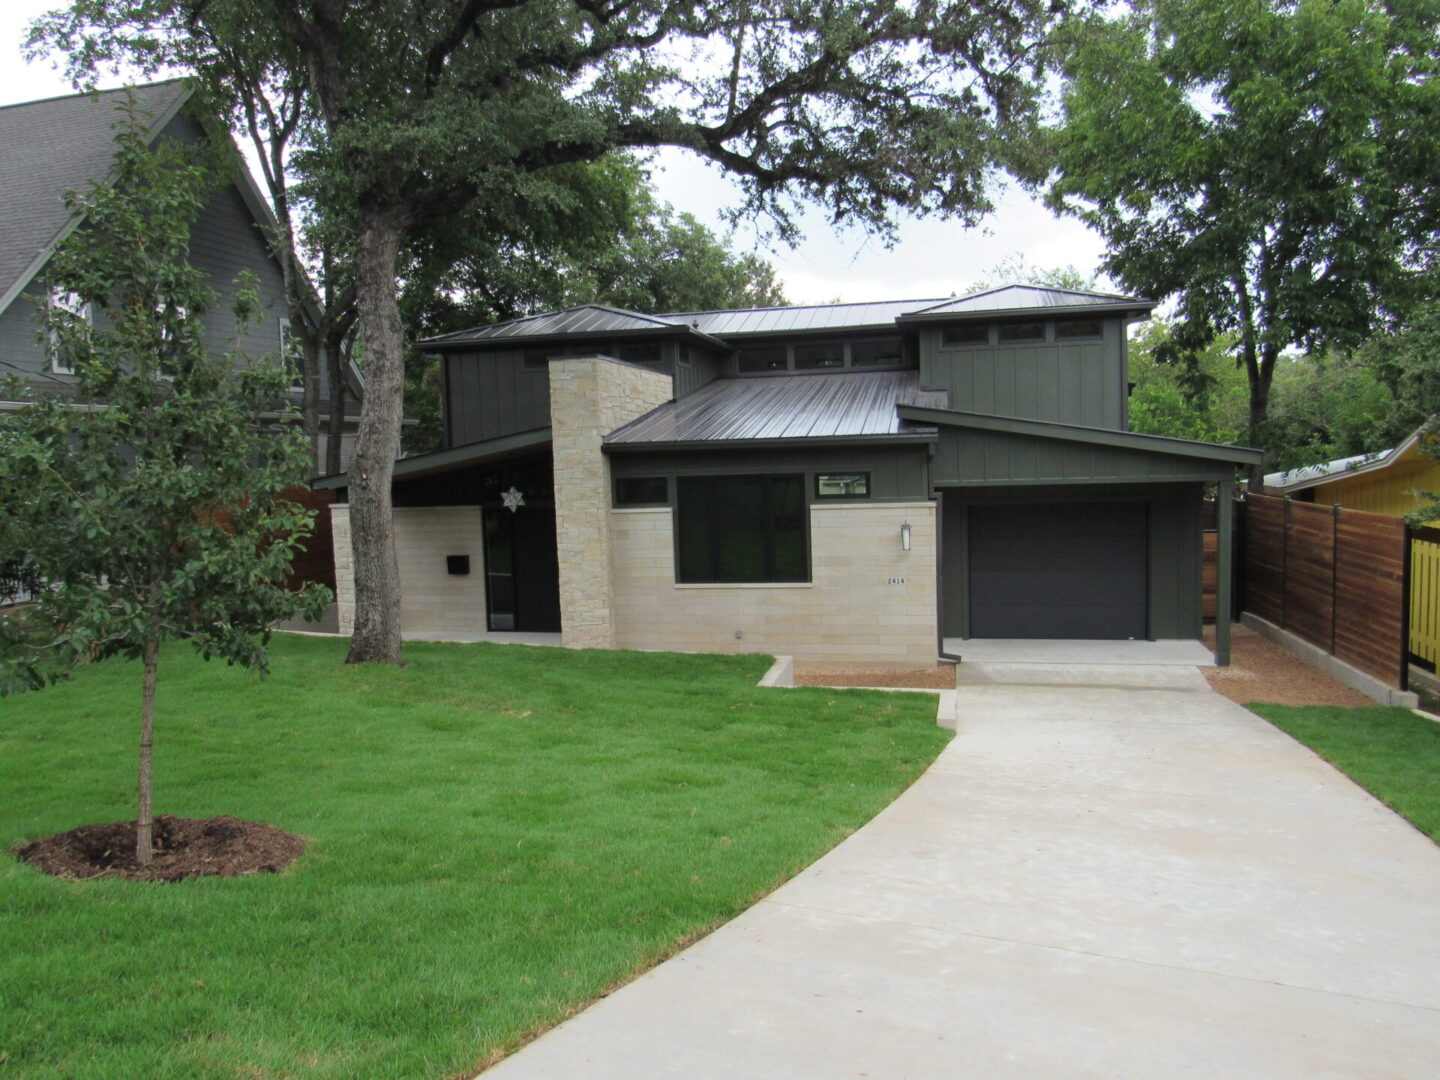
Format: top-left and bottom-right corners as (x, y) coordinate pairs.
(3, 2), (1113, 305)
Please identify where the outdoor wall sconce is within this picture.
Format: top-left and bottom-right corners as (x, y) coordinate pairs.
(446, 555), (470, 576)
(900, 521), (912, 551)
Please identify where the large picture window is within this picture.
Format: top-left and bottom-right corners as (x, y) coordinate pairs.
(676, 474), (807, 583)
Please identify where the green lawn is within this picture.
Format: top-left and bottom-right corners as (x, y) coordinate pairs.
(1, 636), (950, 1079)
(1250, 704), (1440, 842)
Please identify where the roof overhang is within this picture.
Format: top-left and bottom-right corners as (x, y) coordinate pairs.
(897, 405), (1265, 466)
(896, 301), (1155, 325)
(311, 426), (552, 489)
(421, 322), (731, 354)
(1265, 428), (1427, 493)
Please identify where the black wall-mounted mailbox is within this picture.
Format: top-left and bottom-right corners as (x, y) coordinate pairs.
(446, 555), (470, 576)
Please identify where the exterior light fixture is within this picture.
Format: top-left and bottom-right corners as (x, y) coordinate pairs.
(901, 521), (912, 551)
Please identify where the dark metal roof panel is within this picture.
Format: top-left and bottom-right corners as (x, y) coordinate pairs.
(425, 305), (684, 344)
(903, 284), (1152, 319)
(666, 298), (948, 337)
(605, 370), (944, 445)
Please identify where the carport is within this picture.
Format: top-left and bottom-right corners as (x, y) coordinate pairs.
(895, 406), (1265, 665)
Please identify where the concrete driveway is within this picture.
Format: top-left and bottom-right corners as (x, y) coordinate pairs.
(483, 664), (1440, 1079)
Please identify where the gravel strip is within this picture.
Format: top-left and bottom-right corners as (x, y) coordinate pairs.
(1202, 624), (1375, 708)
(795, 664), (956, 689)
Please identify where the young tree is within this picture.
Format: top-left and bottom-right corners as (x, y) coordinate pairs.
(0, 102), (329, 866)
(40, 0), (1062, 664)
(1047, 0), (1440, 483)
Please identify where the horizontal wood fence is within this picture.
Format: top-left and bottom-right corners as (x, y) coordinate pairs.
(281, 486), (337, 592)
(1412, 526), (1440, 670)
(1241, 494), (1408, 688)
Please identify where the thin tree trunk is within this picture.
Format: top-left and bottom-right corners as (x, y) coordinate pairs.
(344, 210), (408, 665)
(300, 321), (323, 475)
(136, 634), (159, 867)
(325, 329), (349, 476)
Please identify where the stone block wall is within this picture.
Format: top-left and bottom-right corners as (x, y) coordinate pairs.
(550, 356), (673, 648)
(611, 502), (939, 665)
(330, 503), (486, 637)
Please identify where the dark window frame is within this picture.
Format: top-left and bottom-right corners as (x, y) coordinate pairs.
(814, 472), (871, 499)
(996, 320), (1047, 344)
(675, 473), (810, 584)
(940, 323), (990, 347)
(614, 475), (669, 507)
(1055, 318), (1105, 340)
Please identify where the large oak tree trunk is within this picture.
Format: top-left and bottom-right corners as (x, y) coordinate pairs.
(136, 634), (159, 866)
(344, 210), (408, 665)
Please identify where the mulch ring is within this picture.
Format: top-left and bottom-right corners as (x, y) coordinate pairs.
(17, 815), (305, 882)
(794, 664), (956, 689)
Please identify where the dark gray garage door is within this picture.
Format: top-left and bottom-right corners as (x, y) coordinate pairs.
(968, 502), (1148, 639)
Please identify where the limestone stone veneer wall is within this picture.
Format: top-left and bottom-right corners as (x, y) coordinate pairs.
(611, 502), (938, 665)
(331, 504), (486, 636)
(550, 355), (673, 648)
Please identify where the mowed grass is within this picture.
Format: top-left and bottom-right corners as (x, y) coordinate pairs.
(1250, 704), (1440, 842)
(1, 635), (950, 1079)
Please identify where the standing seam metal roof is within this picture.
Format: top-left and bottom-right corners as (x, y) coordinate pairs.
(605, 370), (948, 445)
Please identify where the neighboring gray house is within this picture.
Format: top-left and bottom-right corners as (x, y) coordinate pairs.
(0, 81), (362, 467)
(318, 286), (1262, 665)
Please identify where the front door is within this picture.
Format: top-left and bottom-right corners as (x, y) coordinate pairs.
(481, 460), (561, 632)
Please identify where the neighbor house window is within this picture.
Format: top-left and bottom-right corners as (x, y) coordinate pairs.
(737, 346), (788, 372)
(615, 476), (668, 506)
(793, 342), (844, 370)
(279, 319), (302, 389)
(941, 323), (988, 347)
(815, 472), (870, 498)
(850, 338), (903, 367)
(47, 287), (90, 374)
(676, 474), (807, 583)
(1055, 318), (1104, 339)
(997, 321), (1045, 343)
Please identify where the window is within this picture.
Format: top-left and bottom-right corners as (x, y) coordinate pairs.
(997, 321), (1045, 343)
(615, 476), (668, 506)
(1056, 318), (1104, 340)
(279, 319), (301, 390)
(676, 474), (807, 583)
(47, 287), (89, 374)
(815, 472), (870, 499)
(941, 323), (988, 347)
(523, 350), (550, 370)
(737, 346), (788, 372)
(850, 338), (902, 367)
(616, 342), (662, 367)
(793, 343), (844, 370)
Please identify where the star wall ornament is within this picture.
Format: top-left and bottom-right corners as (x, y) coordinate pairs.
(501, 486), (526, 513)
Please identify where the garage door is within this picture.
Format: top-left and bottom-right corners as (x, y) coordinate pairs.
(968, 502), (1148, 639)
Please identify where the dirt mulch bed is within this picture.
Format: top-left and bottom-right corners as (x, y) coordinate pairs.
(1201, 624), (1375, 708)
(795, 663), (956, 689)
(17, 814), (305, 882)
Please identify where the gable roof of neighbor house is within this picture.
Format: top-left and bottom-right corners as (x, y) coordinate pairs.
(420, 285), (1156, 350)
(0, 80), (193, 316)
(1263, 426), (1429, 492)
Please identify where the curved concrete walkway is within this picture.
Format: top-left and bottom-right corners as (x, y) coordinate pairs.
(483, 664), (1440, 1078)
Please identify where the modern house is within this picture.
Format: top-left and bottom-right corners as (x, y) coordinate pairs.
(318, 285), (1264, 665)
(0, 81), (362, 468)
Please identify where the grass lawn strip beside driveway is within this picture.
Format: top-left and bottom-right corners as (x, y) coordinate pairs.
(0, 635), (950, 1079)
(1249, 704), (1440, 843)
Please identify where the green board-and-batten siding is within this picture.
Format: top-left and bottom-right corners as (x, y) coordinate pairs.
(940, 483), (1204, 640)
(930, 427), (1238, 487)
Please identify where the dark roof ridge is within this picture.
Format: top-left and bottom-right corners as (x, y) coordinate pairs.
(660, 296), (950, 319)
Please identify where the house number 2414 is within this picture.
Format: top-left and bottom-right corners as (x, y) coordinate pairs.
(887, 577), (906, 585)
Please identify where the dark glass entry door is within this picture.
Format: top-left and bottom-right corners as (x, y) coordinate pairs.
(483, 505), (561, 631)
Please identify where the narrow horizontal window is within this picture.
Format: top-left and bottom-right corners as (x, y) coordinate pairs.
(940, 323), (988, 346)
(815, 472), (870, 499)
(615, 476), (668, 506)
(738, 346), (787, 373)
(617, 342), (662, 366)
(522, 350), (550, 370)
(676, 474), (808, 583)
(850, 338), (903, 367)
(1055, 318), (1104, 339)
(793, 343), (844, 370)
(997, 321), (1045, 343)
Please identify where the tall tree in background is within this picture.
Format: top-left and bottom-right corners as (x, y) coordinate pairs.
(1047, 0), (1440, 483)
(0, 106), (328, 863)
(42, 0), (1062, 665)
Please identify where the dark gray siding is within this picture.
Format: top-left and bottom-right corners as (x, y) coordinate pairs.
(674, 342), (726, 398)
(931, 426), (1233, 486)
(940, 482), (1203, 640)
(610, 442), (931, 502)
(919, 317), (1126, 429)
(444, 348), (552, 446)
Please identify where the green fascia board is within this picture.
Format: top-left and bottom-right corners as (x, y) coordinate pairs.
(895, 301), (1153, 324)
(896, 405), (1266, 466)
(602, 432), (937, 455)
(310, 426), (553, 489)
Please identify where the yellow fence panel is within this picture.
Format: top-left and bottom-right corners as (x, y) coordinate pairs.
(1412, 531), (1440, 669)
